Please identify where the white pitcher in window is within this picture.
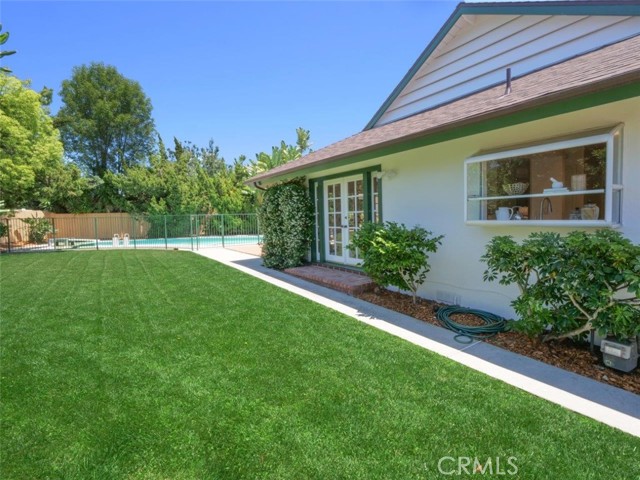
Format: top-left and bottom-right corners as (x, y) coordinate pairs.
(496, 207), (513, 221)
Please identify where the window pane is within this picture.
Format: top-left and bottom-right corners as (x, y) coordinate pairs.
(467, 140), (608, 222)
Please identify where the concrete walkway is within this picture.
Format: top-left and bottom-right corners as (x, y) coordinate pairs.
(194, 247), (640, 437)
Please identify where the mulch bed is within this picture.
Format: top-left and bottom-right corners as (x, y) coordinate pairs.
(355, 288), (640, 395)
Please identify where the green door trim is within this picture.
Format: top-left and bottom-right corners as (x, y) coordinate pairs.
(309, 165), (381, 263)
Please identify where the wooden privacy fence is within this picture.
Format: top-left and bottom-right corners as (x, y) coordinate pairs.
(44, 213), (151, 240)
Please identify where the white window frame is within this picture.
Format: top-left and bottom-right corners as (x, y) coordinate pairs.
(464, 125), (623, 227)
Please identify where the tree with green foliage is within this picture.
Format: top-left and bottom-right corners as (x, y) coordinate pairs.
(250, 127), (311, 175)
(113, 136), (253, 216)
(482, 230), (640, 341)
(350, 222), (444, 303)
(0, 24), (16, 73)
(56, 62), (156, 177)
(0, 74), (86, 210)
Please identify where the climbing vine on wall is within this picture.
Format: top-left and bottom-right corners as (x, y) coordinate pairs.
(259, 178), (313, 269)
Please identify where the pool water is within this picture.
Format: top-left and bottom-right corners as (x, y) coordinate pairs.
(99, 235), (262, 248)
(46, 235), (262, 250)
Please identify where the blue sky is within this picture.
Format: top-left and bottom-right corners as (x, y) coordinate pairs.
(2, 1), (458, 163)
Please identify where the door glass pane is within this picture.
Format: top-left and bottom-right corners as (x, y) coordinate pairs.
(335, 184), (341, 197)
(335, 198), (341, 212)
(336, 244), (343, 257)
(356, 197), (363, 212)
(347, 182), (354, 196)
(356, 180), (363, 195)
(348, 213), (355, 227)
(348, 197), (355, 212)
(348, 228), (358, 258)
(328, 214), (334, 227)
(334, 214), (341, 227)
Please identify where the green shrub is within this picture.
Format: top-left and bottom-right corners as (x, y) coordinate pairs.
(21, 217), (53, 244)
(350, 221), (443, 303)
(259, 178), (313, 269)
(482, 230), (640, 340)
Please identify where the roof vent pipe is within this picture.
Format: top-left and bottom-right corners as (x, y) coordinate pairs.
(505, 67), (512, 95)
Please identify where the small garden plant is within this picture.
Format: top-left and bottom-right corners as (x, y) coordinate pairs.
(350, 221), (443, 303)
(482, 230), (640, 341)
(259, 178), (313, 269)
(21, 217), (53, 244)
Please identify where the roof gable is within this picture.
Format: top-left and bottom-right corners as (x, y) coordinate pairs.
(365, 1), (640, 129)
(248, 35), (640, 185)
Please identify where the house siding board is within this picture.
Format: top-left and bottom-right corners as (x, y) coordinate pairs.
(376, 14), (640, 126)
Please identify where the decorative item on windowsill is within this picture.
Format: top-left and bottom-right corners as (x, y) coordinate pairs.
(543, 177), (569, 194)
(571, 173), (587, 191)
(581, 203), (600, 220)
(502, 182), (529, 196)
(569, 208), (582, 220)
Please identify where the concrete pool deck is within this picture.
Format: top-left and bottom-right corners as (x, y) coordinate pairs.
(194, 247), (640, 437)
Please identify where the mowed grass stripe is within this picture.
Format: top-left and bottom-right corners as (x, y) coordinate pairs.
(0, 250), (638, 479)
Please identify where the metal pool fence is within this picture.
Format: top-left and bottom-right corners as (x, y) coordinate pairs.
(0, 213), (262, 253)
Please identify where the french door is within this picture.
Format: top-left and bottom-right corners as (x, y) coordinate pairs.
(324, 176), (365, 265)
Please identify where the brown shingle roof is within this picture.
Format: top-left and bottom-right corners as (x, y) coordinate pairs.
(248, 35), (640, 184)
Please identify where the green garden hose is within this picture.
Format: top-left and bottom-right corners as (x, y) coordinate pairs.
(436, 305), (509, 344)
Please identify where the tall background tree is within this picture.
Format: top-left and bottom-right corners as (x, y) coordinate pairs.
(56, 62), (156, 177)
(0, 74), (86, 210)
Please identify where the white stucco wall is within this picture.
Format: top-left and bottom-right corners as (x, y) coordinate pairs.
(310, 96), (640, 319)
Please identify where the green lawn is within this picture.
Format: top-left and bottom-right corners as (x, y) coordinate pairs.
(1, 250), (638, 479)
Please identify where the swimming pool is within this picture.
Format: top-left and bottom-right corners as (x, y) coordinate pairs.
(29, 235), (262, 252)
(99, 235), (261, 248)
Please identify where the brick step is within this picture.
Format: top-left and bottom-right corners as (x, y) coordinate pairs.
(284, 265), (375, 295)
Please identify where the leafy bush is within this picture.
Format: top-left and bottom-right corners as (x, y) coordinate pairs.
(482, 230), (640, 340)
(350, 221), (443, 303)
(259, 178), (313, 269)
(21, 217), (53, 244)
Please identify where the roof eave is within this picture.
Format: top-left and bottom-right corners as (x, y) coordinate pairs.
(247, 72), (640, 186)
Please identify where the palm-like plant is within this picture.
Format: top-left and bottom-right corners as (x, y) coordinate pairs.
(0, 24), (16, 73)
(250, 127), (311, 175)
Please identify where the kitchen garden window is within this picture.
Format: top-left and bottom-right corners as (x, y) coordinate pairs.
(465, 126), (622, 226)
